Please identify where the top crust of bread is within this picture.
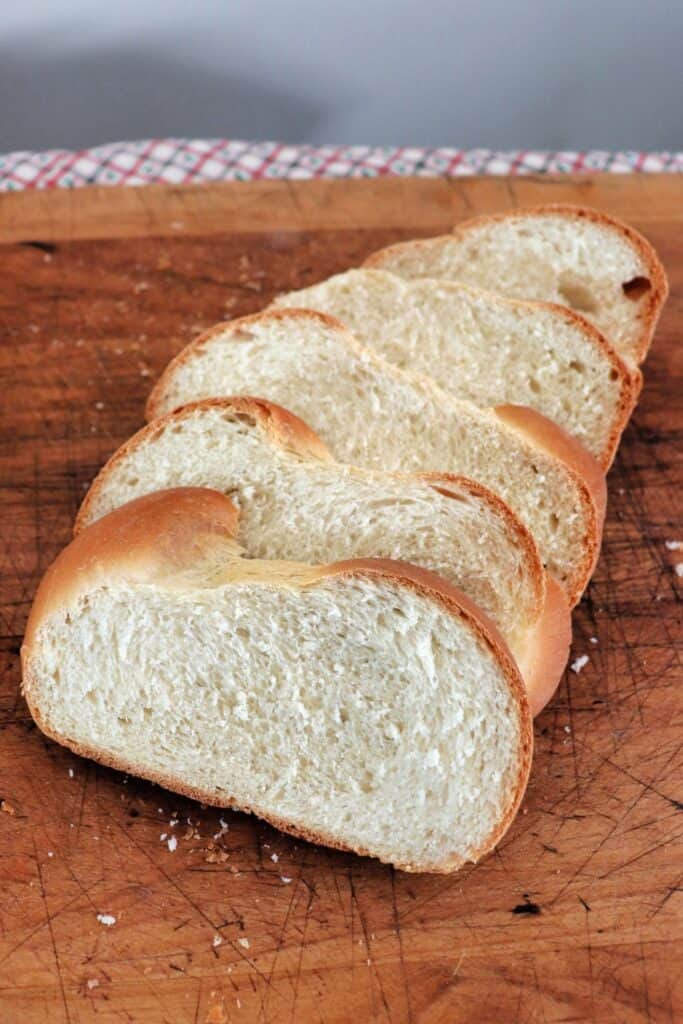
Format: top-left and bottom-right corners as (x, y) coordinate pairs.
(22, 487), (533, 873)
(364, 203), (668, 365)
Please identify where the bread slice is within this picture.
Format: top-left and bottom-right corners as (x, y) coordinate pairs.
(76, 396), (571, 713)
(365, 205), (668, 366)
(22, 487), (533, 873)
(146, 308), (605, 604)
(273, 268), (637, 468)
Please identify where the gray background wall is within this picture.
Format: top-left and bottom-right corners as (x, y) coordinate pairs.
(3, 0), (682, 152)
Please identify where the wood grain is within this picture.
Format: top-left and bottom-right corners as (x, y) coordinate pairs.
(0, 176), (681, 1023)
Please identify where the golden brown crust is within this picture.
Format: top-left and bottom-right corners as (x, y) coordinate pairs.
(22, 489), (532, 874)
(493, 404), (606, 604)
(145, 308), (354, 422)
(513, 575), (571, 716)
(365, 203), (669, 365)
(26, 488), (242, 651)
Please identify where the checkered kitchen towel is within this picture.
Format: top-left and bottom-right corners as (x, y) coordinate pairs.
(1, 140), (681, 190)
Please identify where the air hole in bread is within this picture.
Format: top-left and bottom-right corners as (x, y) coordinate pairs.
(609, 368), (619, 381)
(529, 378), (541, 394)
(622, 276), (651, 301)
(231, 329), (255, 341)
(569, 360), (585, 374)
(558, 273), (598, 314)
(125, 477), (139, 487)
(549, 513), (560, 532)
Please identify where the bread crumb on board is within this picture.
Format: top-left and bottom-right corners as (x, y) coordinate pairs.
(570, 655), (589, 674)
(96, 913), (117, 927)
(675, 564), (683, 578)
(664, 540), (681, 550)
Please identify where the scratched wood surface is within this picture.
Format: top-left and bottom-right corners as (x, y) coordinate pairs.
(0, 175), (681, 1024)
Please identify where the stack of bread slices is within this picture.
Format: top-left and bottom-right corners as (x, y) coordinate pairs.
(23, 204), (667, 873)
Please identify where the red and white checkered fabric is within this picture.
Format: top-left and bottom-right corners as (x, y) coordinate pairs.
(1, 140), (681, 190)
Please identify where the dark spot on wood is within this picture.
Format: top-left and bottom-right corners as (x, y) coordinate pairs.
(512, 902), (541, 916)
(578, 896), (591, 911)
(20, 240), (58, 254)
(128, 807), (139, 817)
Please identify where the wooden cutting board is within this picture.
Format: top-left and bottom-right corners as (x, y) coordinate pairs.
(1, 175), (681, 1024)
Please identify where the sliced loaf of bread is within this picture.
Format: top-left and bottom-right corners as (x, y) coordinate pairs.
(146, 308), (605, 604)
(273, 268), (637, 467)
(23, 487), (533, 873)
(365, 205), (668, 365)
(76, 397), (570, 713)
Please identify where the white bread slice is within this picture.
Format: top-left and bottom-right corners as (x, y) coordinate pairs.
(75, 397), (571, 714)
(365, 205), (668, 366)
(273, 268), (637, 468)
(146, 309), (605, 605)
(22, 487), (533, 873)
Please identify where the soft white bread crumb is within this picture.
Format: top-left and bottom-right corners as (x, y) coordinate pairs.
(146, 310), (603, 604)
(274, 268), (637, 467)
(77, 399), (571, 714)
(364, 205), (668, 366)
(22, 488), (532, 873)
(77, 397), (545, 658)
